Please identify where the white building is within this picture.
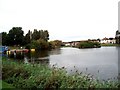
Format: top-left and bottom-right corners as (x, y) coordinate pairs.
(101, 37), (116, 44)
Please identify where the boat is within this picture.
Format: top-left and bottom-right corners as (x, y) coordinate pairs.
(10, 49), (29, 53)
(0, 46), (8, 53)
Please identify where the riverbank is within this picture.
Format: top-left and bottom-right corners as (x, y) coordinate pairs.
(101, 43), (120, 46)
(2, 57), (119, 89)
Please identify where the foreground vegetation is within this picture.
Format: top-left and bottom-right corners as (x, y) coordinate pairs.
(1, 80), (14, 88)
(2, 58), (119, 89)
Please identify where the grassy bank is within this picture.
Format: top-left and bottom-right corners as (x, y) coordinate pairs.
(2, 58), (119, 89)
(101, 43), (120, 46)
(1, 80), (15, 89)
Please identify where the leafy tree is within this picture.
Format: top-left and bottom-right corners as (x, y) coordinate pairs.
(7, 27), (24, 46)
(32, 29), (39, 40)
(49, 40), (62, 49)
(24, 30), (31, 45)
(1, 27), (50, 47)
(31, 29), (49, 41)
(2, 32), (8, 46)
(30, 39), (49, 50)
(43, 30), (49, 41)
(40, 30), (44, 40)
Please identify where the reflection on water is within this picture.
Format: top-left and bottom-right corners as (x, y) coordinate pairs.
(49, 47), (118, 81)
(49, 48), (61, 55)
(7, 50), (50, 65)
(4, 47), (119, 81)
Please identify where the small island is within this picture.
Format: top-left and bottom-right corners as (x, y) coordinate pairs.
(76, 41), (101, 49)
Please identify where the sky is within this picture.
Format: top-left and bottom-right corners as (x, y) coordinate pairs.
(0, 0), (119, 42)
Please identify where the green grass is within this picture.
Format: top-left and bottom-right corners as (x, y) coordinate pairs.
(0, 80), (14, 89)
(8, 46), (25, 50)
(101, 43), (119, 46)
(2, 57), (119, 89)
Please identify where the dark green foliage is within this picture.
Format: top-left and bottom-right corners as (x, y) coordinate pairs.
(25, 39), (62, 50)
(77, 41), (101, 48)
(2, 58), (119, 88)
(1, 80), (15, 88)
(1, 27), (62, 50)
(24, 30), (31, 45)
(24, 29), (50, 50)
(49, 40), (62, 49)
(26, 39), (49, 50)
(7, 27), (24, 46)
(1, 27), (50, 47)
(31, 29), (49, 41)
(2, 32), (9, 46)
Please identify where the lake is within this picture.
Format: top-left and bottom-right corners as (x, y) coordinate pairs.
(4, 46), (120, 81)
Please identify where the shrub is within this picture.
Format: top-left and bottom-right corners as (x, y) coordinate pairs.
(25, 39), (49, 50)
(77, 41), (101, 48)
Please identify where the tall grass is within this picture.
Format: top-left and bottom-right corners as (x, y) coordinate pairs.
(2, 57), (119, 89)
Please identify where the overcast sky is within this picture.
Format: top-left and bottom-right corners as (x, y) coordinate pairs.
(0, 0), (119, 42)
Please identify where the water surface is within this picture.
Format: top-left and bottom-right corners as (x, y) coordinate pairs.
(6, 46), (120, 81)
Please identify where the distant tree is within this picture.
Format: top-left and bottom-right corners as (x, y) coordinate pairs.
(97, 38), (101, 42)
(40, 30), (44, 40)
(8, 27), (24, 46)
(32, 29), (39, 40)
(77, 41), (101, 48)
(2, 32), (8, 46)
(30, 39), (49, 50)
(49, 40), (62, 49)
(32, 29), (49, 41)
(109, 38), (114, 40)
(43, 30), (49, 41)
(24, 30), (31, 45)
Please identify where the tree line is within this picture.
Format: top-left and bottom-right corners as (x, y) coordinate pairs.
(1, 27), (62, 50)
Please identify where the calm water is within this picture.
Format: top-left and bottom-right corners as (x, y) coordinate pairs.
(5, 46), (120, 81)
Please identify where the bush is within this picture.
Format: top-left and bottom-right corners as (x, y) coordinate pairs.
(49, 40), (62, 49)
(25, 39), (49, 50)
(77, 41), (101, 48)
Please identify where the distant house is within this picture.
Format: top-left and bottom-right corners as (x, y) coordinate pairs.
(64, 41), (85, 47)
(71, 41), (80, 47)
(64, 42), (71, 46)
(101, 37), (116, 44)
(88, 39), (100, 43)
(64, 39), (100, 47)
